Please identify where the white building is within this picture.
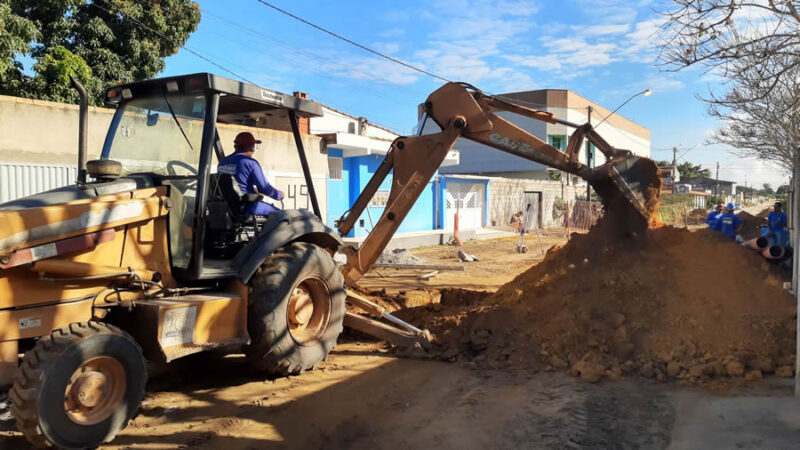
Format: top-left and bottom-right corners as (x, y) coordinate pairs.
(437, 89), (651, 184)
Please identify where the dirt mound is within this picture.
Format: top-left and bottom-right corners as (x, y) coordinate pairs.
(737, 211), (768, 240)
(399, 220), (795, 386)
(686, 208), (707, 225)
(756, 208), (771, 218)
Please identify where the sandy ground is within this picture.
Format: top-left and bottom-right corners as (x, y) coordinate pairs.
(357, 230), (568, 298)
(0, 342), (675, 450)
(2, 226), (799, 449)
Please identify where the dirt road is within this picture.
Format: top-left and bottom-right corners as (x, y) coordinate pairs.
(357, 231), (567, 302)
(2, 230), (798, 449)
(0, 341), (674, 449)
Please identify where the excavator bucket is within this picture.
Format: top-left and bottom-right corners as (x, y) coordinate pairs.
(590, 154), (661, 235)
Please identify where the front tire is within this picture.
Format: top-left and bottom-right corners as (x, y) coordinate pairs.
(10, 322), (146, 449)
(244, 242), (346, 376)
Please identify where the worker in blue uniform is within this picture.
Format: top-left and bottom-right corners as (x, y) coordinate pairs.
(767, 201), (788, 247)
(718, 203), (743, 240)
(705, 203), (724, 231)
(218, 132), (284, 216)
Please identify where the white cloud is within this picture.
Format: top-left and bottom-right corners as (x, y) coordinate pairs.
(504, 39), (617, 78)
(620, 17), (665, 63)
(327, 0), (684, 95)
(380, 28), (406, 38)
(644, 75), (684, 93)
(332, 57), (420, 85)
(373, 42), (400, 54)
(573, 24), (630, 37)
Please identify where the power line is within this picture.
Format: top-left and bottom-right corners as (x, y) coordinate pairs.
(253, 0), (451, 84)
(96, 0), (413, 133)
(676, 144), (699, 161)
(202, 10), (429, 99)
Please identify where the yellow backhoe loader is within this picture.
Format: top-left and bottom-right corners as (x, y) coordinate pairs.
(0, 74), (659, 448)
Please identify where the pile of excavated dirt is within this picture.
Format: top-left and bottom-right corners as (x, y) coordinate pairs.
(398, 220), (796, 386)
(756, 208), (771, 218)
(686, 208), (708, 225)
(738, 211), (768, 240)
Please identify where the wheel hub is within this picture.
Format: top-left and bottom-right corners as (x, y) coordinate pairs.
(64, 356), (126, 425)
(288, 285), (314, 328)
(72, 372), (107, 408)
(286, 278), (332, 345)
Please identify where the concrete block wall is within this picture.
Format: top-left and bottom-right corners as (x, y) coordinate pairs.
(488, 178), (582, 228)
(0, 95), (327, 214)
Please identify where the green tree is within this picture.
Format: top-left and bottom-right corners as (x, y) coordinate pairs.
(0, 1), (39, 93)
(0, 0), (201, 105)
(777, 184), (790, 195)
(676, 161), (711, 180)
(762, 183), (774, 195)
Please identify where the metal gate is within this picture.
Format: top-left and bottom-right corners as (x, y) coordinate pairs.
(522, 191), (542, 229)
(445, 182), (485, 230)
(0, 163), (77, 203)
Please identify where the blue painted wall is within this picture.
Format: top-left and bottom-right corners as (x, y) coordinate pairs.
(326, 149), (437, 237)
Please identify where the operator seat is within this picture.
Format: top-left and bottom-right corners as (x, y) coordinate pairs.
(205, 173), (266, 258)
(217, 172), (263, 221)
(205, 172), (266, 233)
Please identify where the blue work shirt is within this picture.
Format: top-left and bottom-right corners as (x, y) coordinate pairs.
(768, 211), (787, 232)
(218, 153), (283, 216)
(705, 210), (723, 231)
(718, 212), (742, 239)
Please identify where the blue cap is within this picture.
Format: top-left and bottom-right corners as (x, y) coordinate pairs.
(726, 202), (735, 210)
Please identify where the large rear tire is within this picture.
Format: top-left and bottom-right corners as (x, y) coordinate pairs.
(10, 322), (146, 449)
(244, 242), (346, 376)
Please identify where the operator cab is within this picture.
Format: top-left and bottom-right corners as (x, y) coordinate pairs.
(99, 73), (325, 281)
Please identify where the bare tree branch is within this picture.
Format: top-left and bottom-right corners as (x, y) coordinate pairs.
(660, 1), (800, 171)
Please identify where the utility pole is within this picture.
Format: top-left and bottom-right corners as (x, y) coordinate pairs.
(672, 146), (678, 193)
(793, 149), (800, 396)
(586, 106), (593, 201)
(715, 162), (720, 197)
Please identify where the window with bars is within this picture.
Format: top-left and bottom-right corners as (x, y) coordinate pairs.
(328, 156), (343, 180)
(548, 135), (567, 151)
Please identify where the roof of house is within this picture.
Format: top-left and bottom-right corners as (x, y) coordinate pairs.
(318, 103), (401, 137)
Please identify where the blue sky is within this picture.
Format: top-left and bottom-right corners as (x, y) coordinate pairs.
(161, 0), (788, 189)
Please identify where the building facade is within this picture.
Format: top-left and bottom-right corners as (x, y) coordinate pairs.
(312, 106), (459, 237)
(682, 177), (737, 197)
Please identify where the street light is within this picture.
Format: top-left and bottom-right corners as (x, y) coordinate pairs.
(595, 88), (651, 128)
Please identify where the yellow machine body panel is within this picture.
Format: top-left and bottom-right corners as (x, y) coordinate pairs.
(0, 188), (169, 256)
(128, 293), (250, 362)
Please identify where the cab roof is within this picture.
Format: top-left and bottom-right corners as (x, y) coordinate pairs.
(106, 73), (323, 124)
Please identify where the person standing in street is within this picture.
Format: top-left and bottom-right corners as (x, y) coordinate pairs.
(767, 201), (788, 246)
(718, 202), (744, 241)
(705, 203), (724, 231)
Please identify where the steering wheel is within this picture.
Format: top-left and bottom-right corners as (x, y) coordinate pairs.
(166, 160), (198, 176)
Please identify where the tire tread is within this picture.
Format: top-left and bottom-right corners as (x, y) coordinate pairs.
(10, 321), (146, 449)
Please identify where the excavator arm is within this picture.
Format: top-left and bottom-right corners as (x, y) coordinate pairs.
(338, 82), (660, 286)
(339, 82), (660, 347)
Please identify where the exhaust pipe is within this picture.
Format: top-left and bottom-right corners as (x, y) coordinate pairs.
(742, 236), (770, 250)
(762, 245), (785, 260)
(69, 76), (88, 185)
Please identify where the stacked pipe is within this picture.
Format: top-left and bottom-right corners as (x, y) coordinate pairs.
(741, 236), (785, 260)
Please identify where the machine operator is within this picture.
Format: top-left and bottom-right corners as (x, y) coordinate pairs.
(219, 131), (284, 216)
